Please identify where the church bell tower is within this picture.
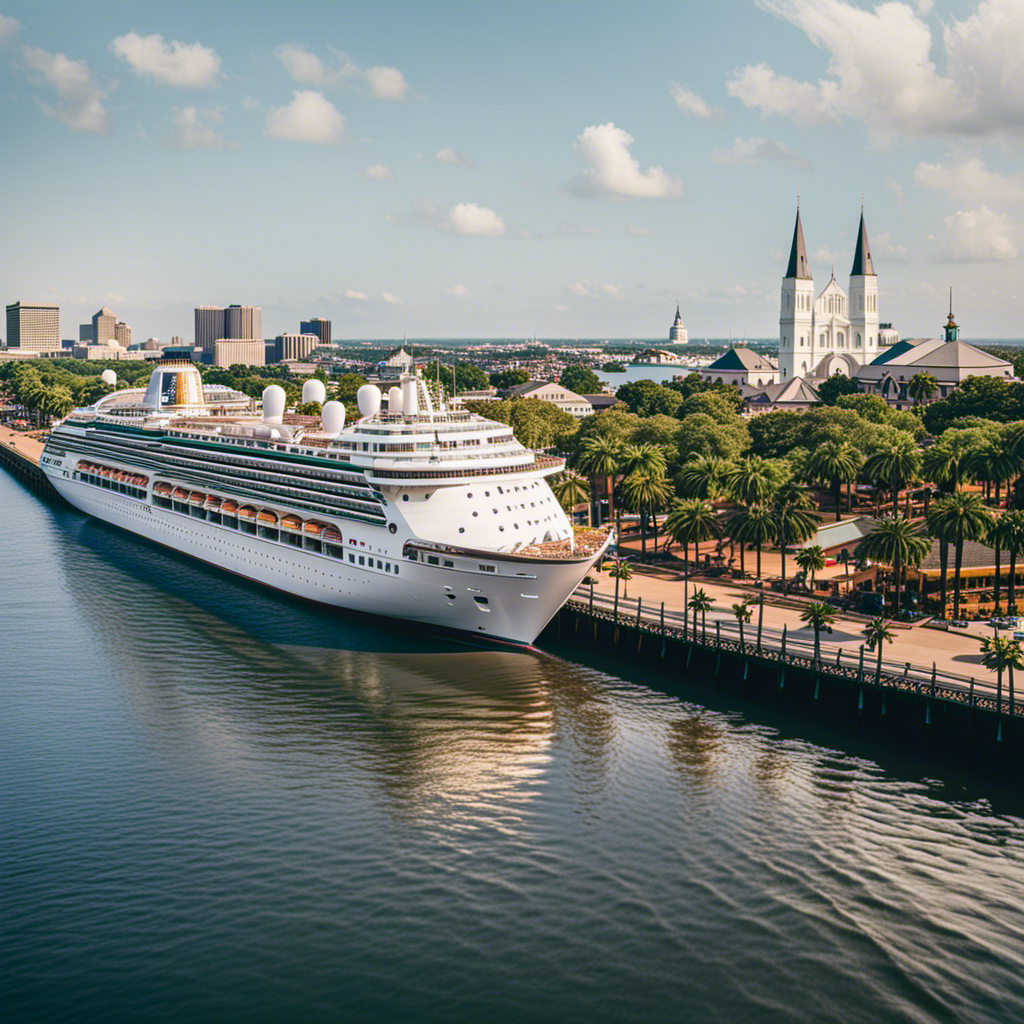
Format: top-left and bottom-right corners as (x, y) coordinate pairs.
(849, 207), (878, 362)
(779, 205), (814, 380)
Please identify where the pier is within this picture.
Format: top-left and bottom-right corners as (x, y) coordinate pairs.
(0, 426), (58, 500)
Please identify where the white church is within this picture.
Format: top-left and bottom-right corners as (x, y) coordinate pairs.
(779, 206), (897, 381)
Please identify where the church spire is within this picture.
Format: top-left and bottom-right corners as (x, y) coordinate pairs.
(785, 207), (812, 280)
(851, 209), (875, 276)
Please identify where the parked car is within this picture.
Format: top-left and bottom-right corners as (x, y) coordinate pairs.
(1013, 629), (1024, 642)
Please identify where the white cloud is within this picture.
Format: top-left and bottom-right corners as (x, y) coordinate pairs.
(712, 135), (811, 169)
(382, 292), (403, 305)
(872, 230), (908, 261)
(22, 46), (109, 133)
(436, 147), (474, 167)
(0, 14), (20, 44)
(669, 82), (714, 118)
(626, 224), (656, 236)
(344, 289), (369, 300)
(915, 157), (1024, 204)
(242, 95), (259, 112)
(275, 44), (357, 87)
(265, 91), (344, 144)
(601, 283), (624, 299)
(360, 163), (395, 181)
(111, 32), (221, 88)
(445, 283), (469, 297)
(171, 106), (228, 149)
(448, 202), (506, 237)
(728, 0), (1024, 142)
(569, 123), (685, 200)
(366, 65), (407, 100)
(886, 177), (906, 208)
(936, 207), (1019, 261)
(566, 280), (624, 299)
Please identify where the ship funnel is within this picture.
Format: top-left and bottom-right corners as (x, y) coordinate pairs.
(388, 386), (403, 415)
(357, 384), (382, 419)
(402, 376), (419, 418)
(301, 379), (326, 405)
(262, 384), (286, 424)
(321, 400), (345, 434)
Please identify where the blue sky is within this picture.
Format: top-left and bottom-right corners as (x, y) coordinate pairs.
(2, 0), (1022, 342)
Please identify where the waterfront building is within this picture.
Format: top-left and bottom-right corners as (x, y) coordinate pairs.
(301, 318), (331, 346)
(669, 304), (688, 344)
(908, 538), (1014, 619)
(703, 346), (779, 388)
(213, 338), (265, 368)
(6, 301), (61, 353)
(634, 348), (683, 366)
(779, 205), (896, 381)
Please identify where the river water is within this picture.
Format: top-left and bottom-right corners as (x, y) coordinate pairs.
(4, 468), (1024, 1024)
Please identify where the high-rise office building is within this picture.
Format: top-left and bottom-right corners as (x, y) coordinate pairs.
(275, 333), (320, 362)
(300, 317), (331, 346)
(195, 306), (226, 353)
(213, 339), (265, 367)
(6, 302), (61, 352)
(92, 306), (117, 344)
(114, 321), (132, 347)
(195, 304), (262, 353)
(79, 324), (93, 343)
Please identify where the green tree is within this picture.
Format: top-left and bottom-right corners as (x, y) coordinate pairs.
(725, 455), (778, 506)
(616, 378), (683, 417)
(836, 393), (894, 423)
(609, 558), (633, 603)
(676, 455), (732, 500)
(990, 511), (1024, 616)
(298, 400), (322, 416)
(620, 470), (673, 561)
(601, 361), (625, 373)
(578, 436), (623, 526)
(926, 492), (992, 621)
(688, 587), (713, 640)
(666, 498), (723, 568)
(795, 544), (826, 592)
(559, 364), (604, 395)
(731, 599), (753, 649)
(816, 373), (862, 406)
(676, 412), (750, 462)
(725, 503), (776, 580)
(550, 470), (592, 526)
(855, 514), (931, 617)
(861, 616), (895, 683)
(490, 368), (530, 389)
(863, 435), (922, 515)
(772, 486), (821, 592)
(800, 600), (837, 664)
(980, 634), (1023, 717)
(908, 371), (939, 406)
(804, 440), (863, 520)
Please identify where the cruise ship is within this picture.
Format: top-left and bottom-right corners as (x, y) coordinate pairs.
(40, 359), (611, 645)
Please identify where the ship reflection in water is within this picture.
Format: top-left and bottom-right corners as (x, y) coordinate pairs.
(7, 479), (1024, 1024)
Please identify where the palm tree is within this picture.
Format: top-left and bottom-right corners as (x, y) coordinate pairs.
(980, 635), (1024, 717)
(805, 441), (863, 520)
(863, 436), (922, 516)
(987, 511), (1016, 614)
(725, 455), (778, 506)
(970, 444), (1024, 507)
(861, 616), (895, 683)
(922, 438), (978, 494)
(732, 599), (753, 649)
(795, 544), (826, 592)
(619, 471), (673, 562)
(908, 370), (939, 406)
(577, 436), (623, 527)
(676, 454), (732, 500)
(665, 498), (723, 571)
(926, 492), (992, 621)
(772, 486), (821, 592)
(855, 514), (931, 618)
(609, 558), (633, 600)
(688, 587), (713, 640)
(996, 511), (1024, 616)
(551, 470), (592, 526)
(800, 601), (837, 664)
(618, 443), (667, 539)
(725, 503), (776, 581)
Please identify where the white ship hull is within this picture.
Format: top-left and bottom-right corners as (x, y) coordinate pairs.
(47, 471), (603, 646)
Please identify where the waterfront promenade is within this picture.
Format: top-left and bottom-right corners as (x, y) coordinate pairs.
(0, 424), (45, 465)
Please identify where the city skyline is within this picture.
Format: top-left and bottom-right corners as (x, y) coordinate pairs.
(2, 1), (1023, 341)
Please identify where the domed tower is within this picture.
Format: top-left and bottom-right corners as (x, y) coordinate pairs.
(142, 358), (207, 414)
(944, 290), (959, 342)
(849, 207), (879, 361)
(669, 303), (688, 344)
(779, 205), (814, 380)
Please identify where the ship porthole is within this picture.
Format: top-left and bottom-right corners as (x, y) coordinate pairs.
(388, 523), (397, 534)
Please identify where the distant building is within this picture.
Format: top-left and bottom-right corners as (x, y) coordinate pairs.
(669, 303), (688, 344)
(224, 304), (261, 340)
(74, 342), (143, 361)
(195, 304), (262, 356)
(171, 335), (184, 346)
(301, 317), (331, 346)
(6, 301), (61, 353)
(275, 333), (320, 362)
(213, 339), (265, 367)
(79, 323), (93, 343)
(704, 346), (779, 388)
(92, 306), (117, 345)
(743, 376), (821, 414)
(376, 346), (415, 379)
(499, 379), (594, 417)
(114, 321), (132, 347)
(142, 337), (161, 351)
(633, 348), (683, 365)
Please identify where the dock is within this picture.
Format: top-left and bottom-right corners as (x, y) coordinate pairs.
(0, 426), (58, 499)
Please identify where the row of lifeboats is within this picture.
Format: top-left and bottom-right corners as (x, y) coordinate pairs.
(77, 461), (148, 489)
(153, 479), (342, 541)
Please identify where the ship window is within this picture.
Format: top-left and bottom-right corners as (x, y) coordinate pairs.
(394, 565), (399, 574)
(402, 494), (409, 501)
(479, 564), (496, 573)
(377, 560), (383, 569)
(427, 555), (440, 565)
(358, 555), (365, 565)
(459, 527), (465, 533)
(349, 554), (355, 563)
(385, 562), (390, 572)
(444, 560), (454, 568)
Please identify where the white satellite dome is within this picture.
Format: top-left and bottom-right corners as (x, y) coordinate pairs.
(356, 384), (382, 419)
(387, 386), (403, 415)
(101, 369), (117, 386)
(302, 379), (326, 405)
(262, 384), (286, 424)
(321, 400), (345, 434)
